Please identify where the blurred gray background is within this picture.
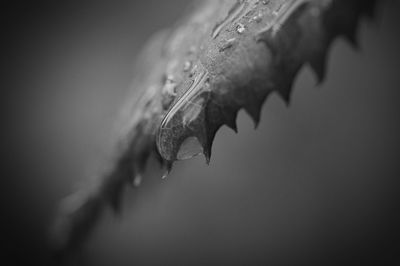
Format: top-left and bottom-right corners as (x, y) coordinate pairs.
(2, 0), (400, 265)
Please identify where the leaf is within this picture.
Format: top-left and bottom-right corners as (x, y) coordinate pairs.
(50, 0), (379, 260)
(156, 0), (378, 163)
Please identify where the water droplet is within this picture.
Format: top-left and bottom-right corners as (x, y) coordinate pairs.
(177, 136), (203, 160)
(219, 38), (236, 52)
(161, 162), (172, 179)
(183, 61), (192, 72)
(211, 0), (249, 39)
(262, 0), (270, 5)
(252, 11), (263, 23)
(161, 171), (168, 180)
(236, 23), (245, 34)
(132, 174), (142, 187)
(157, 64), (209, 161)
(162, 75), (177, 96)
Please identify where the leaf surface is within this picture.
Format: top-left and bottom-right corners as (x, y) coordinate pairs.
(50, 0), (378, 258)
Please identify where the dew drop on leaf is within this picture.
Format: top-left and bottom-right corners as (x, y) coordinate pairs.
(161, 171), (168, 180)
(236, 23), (245, 34)
(157, 64), (209, 161)
(252, 12), (263, 23)
(183, 60), (192, 72)
(162, 75), (177, 96)
(211, 0), (248, 39)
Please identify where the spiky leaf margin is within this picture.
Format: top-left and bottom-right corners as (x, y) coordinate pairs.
(50, 0), (378, 259)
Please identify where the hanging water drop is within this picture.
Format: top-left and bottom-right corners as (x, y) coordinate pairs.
(162, 75), (177, 96)
(177, 136), (203, 160)
(161, 162), (172, 179)
(157, 64), (209, 161)
(236, 23), (245, 34)
(252, 12), (263, 23)
(161, 171), (168, 180)
(183, 61), (192, 72)
(204, 78), (210, 89)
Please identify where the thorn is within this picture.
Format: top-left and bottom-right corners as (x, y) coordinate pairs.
(225, 117), (238, 133)
(220, 108), (239, 133)
(202, 127), (217, 166)
(337, 18), (359, 49)
(308, 52), (327, 85)
(343, 29), (359, 49)
(244, 104), (262, 128)
(204, 152), (211, 165)
(203, 142), (212, 165)
(276, 88), (291, 106)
